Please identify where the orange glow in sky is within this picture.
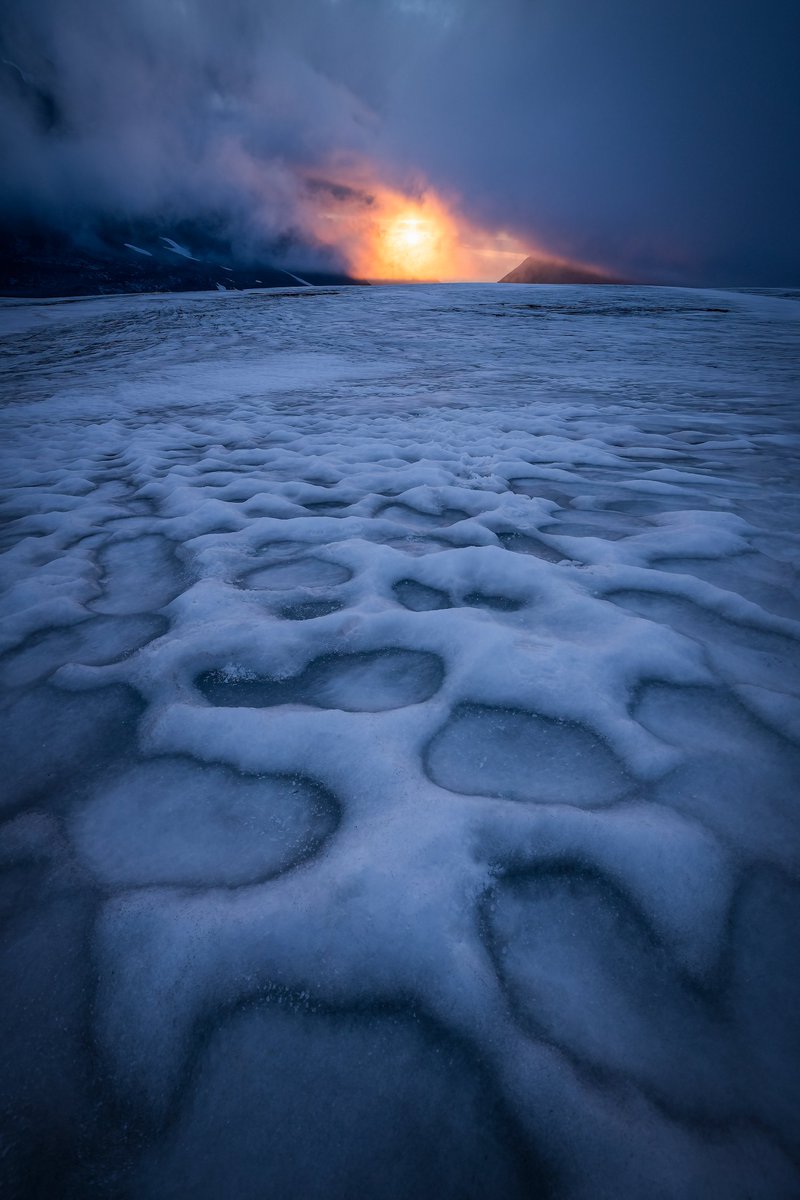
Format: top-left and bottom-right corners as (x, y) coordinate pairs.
(301, 167), (529, 282)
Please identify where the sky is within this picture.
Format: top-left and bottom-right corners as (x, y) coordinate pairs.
(1, 0), (798, 284)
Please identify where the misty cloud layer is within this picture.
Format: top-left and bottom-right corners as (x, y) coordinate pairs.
(2, 0), (798, 283)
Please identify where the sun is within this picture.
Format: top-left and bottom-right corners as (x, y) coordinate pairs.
(300, 164), (530, 281)
(383, 211), (439, 275)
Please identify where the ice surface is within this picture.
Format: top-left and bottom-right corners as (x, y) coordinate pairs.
(242, 555), (352, 589)
(197, 648), (444, 711)
(1, 283), (799, 1197)
(426, 704), (632, 805)
(71, 758), (338, 887)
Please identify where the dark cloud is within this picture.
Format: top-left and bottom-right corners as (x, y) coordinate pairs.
(381, 0), (800, 285)
(1, 0), (798, 282)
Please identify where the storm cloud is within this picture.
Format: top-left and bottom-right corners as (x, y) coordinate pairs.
(1, 0), (798, 282)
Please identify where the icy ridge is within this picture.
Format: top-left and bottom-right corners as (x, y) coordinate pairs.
(1, 284), (799, 1198)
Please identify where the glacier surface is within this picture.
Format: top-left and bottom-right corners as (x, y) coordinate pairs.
(1, 283), (799, 1198)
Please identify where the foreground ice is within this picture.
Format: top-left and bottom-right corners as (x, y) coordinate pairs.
(1, 283), (799, 1198)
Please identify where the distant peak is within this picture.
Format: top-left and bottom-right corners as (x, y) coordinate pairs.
(499, 255), (627, 285)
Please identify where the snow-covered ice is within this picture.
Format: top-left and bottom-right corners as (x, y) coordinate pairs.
(1, 283), (799, 1198)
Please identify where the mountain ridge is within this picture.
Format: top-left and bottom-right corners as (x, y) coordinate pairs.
(499, 254), (628, 285)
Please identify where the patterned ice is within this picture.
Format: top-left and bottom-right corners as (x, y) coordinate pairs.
(1, 284), (799, 1198)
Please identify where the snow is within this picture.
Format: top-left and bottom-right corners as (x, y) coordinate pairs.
(160, 235), (196, 260)
(1, 283), (799, 1197)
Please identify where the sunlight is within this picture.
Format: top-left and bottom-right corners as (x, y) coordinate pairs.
(300, 163), (529, 282)
(384, 213), (438, 274)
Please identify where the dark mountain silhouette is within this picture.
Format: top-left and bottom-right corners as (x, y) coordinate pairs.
(0, 217), (364, 297)
(499, 255), (627, 285)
